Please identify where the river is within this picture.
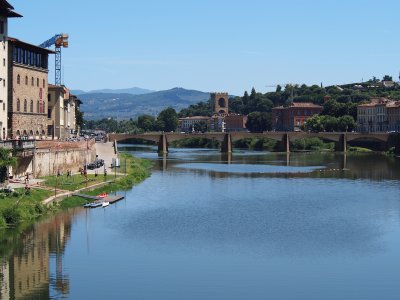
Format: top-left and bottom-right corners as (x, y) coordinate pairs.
(1, 147), (400, 300)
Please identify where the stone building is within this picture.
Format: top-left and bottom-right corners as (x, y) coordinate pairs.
(7, 37), (53, 139)
(0, 1), (21, 140)
(224, 114), (248, 132)
(357, 98), (400, 132)
(48, 85), (81, 139)
(210, 92), (229, 115)
(272, 102), (323, 131)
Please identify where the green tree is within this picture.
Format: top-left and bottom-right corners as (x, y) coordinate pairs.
(337, 115), (356, 132)
(0, 148), (16, 183)
(383, 75), (393, 81)
(75, 107), (84, 131)
(193, 120), (208, 133)
(137, 115), (156, 132)
(157, 107), (178, 132)
(246, 112), (271, 132)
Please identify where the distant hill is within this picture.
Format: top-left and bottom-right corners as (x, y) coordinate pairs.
(79, 87), (210, 120)
(71, 87), (154, 96)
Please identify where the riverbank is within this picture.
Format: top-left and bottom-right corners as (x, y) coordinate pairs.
(0, 153), (152, 228)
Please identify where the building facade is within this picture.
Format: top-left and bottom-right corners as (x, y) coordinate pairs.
(272, 102), (323, 131)
(224, 114), (247, 132)
(357, 98), (400, 132)
(7, 37), (53, 139)
(48, 85), (80, 139)
(0, 1), (21, 140)
(179, 116), (210, 132)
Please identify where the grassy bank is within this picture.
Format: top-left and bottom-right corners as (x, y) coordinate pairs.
(59, 153), (152, 209)
(0, 153), (152, 228)
(0, 189), (54, 228)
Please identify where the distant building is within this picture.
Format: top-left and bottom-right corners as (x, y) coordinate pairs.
(382, 81), (395, 88)
(209, 115), (225, 132)
(357, 98), (400, 132)
(179, 116), (210, 132)
(224, 114), (247, 132)
(272, 102), (323, 131)
(7, 37), (53, 139)
(48, 85), (81, 139)
(0, 0), (21, 140)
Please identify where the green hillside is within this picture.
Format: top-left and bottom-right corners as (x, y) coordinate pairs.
(79, 87), (210, 120)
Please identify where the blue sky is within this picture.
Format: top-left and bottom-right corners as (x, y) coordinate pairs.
(9, 0), (400, 95)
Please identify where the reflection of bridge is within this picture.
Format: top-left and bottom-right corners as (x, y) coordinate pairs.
(108, 132), (400, 154)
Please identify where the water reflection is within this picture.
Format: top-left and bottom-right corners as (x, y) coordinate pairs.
(0, 209), (82, 299)
(1, 146), (400, 300)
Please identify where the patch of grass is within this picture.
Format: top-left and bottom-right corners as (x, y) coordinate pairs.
(43, 173), (123, 191)
(0, 189), (53, 228)
(348, 146), (372, 153)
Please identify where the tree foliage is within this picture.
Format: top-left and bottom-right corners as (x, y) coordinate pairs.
(0, 148), (16, 183)
(157, 107), (178, 132)
(246, 112), (272, 132)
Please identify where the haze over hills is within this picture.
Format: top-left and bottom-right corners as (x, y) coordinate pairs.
(79, 87), (210, 120)
(71, 87), (154, 96)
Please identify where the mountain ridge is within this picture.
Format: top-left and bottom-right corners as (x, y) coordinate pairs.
(78, 87), (210, 120)
(71, 86), (154, 95)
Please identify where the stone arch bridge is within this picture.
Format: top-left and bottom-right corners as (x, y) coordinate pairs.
(108, 132), (399, 154)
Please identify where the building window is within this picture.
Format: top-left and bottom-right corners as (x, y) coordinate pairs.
(37, 100), (39, 113)
(3, 103), (5, 111)
(25, 76), (28, 85)
(23, 99), (27, 112)
(17, 74), (20, 84)
(2, 58), (5, 67)
(36, 78), (39, 87)
(30, 100), (33, 112)
(43, 79), (46, 88)
(2, 79), (4, 87)
(31, 77), (34, 86)
(17, 99), (20, 111)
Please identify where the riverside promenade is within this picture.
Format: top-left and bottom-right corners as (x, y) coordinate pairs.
(6, 141), (123, 205)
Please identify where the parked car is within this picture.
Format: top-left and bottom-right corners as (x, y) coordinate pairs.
(86, 163), (96, 170)
(95, 159), (104, 168)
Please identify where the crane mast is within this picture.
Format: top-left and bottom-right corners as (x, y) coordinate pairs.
(39, 33), (69, 86)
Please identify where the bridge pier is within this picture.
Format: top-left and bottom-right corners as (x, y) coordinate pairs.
(221, 133), (232, 153)
(158, 133), (168, 155)
(387, 133), (400, 155)
(279, 133), (290, 153)
(335, 134), (347, 152)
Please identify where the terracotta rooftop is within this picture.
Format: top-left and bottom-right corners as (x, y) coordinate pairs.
(273, 102), (323, 109)
(358, 98), (400, 108)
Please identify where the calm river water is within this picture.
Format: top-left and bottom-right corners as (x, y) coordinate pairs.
(1, 147), (400, 300)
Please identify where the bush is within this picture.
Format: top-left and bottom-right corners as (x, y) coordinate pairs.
(234, 137), (277, 151)
(0, 215), (6, 228)
(291, 137), (333, 151)
(2, 207), (22, 224)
